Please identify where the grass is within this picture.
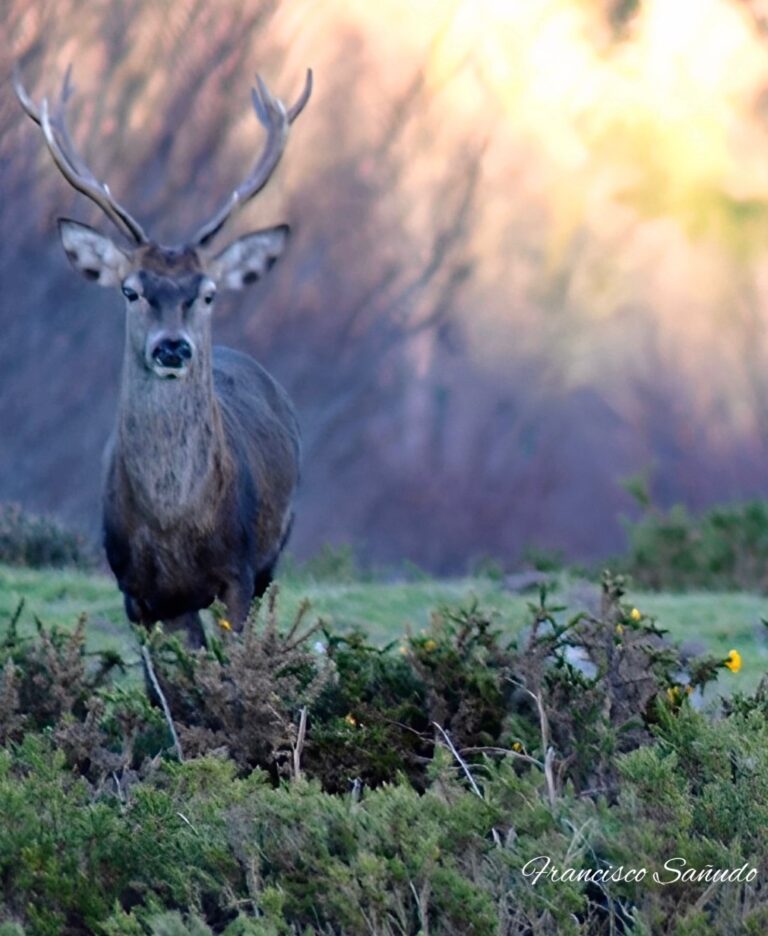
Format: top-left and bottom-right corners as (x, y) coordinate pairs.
(637, 591), (768, 688)
(0, 562), (765, 691)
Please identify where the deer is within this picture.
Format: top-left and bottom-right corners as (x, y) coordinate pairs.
(14, 65), (312, 647)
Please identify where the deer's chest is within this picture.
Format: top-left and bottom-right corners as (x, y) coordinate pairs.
(105, 516), (245, 621)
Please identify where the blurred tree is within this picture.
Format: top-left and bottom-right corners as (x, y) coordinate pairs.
(5, 0), (768, 572)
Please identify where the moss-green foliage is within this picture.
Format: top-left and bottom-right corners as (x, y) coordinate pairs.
(0, 576), (762, 934)
(621, 492), (768, 590)
(282, 544), (364, 585)
(305, 628), (429, 791)
(593, 704), (768, 933)
(0, 504), (96, 570)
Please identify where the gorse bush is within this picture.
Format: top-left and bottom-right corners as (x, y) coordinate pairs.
(305, 627), (429, 791)
(150, 592), (330, 778)
(140, 576), (723, 798)
(0, 578), (760, 934)
(0, 608), (123, 745)
(0, 503), (96, 570)
(620, 483), (768, 590)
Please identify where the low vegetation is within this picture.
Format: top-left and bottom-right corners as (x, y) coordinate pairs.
(0, 568), (765, 934)
(1, 504), (767, 931)
(0, 504), (95, 571)
(618, 479), (768, 591)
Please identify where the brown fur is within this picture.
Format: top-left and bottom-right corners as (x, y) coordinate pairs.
(16, 66), (310, 648)
(104, 342), (300, 646)
(134, 243), (203, 275)
(89, 235), (301, 647)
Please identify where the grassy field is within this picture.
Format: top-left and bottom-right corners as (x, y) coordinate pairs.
(0, 561), (765, 692)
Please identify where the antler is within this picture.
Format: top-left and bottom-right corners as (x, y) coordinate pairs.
(13, 65), (149, 245)
(192, 69), (313, 248)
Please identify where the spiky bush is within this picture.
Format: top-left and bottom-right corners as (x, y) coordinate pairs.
(147, 591), (331, 778)
(0, 503), (96, 570)
(0, 577), (757, 934)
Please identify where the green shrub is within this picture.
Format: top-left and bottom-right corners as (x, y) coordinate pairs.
(7, 710), (768, 935)
(0, 739), (247, 935)
(142, 576), (721, 798)
(621, 489), (768, 590)
(0, 576), (757, 934)
(0, 576), (725, 794)
(305, 628), (430, 791)
(282, 543), (363, 584)
(0, 503), (96, 570)
(588, 704), (768, 933)
(0, 739), (507, 935)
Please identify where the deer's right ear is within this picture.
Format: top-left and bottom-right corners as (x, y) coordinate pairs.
(58, 219), (131, 286)
(208, 225), (290, 290)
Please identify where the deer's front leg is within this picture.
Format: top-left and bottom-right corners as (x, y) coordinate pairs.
(219, 574), (256, 632)
(162, 611), (205, 649)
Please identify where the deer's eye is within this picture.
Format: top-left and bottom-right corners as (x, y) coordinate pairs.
(122, 285), (139, 302)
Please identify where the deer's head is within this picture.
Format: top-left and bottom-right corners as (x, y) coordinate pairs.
(14, 66), (312, 380)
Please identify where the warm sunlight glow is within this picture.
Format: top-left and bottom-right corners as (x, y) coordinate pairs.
(433, 0), (767, 192)
(322, 0), (768, 394)
(341, 0), (768, 230)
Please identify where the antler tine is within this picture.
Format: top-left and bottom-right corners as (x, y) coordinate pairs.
(51, 65), (89, 179)
(286, 68), (313, 121)
(13, 65), (148, 245)
(193, 69), (313, 248)
(12, 64), (43, 124)
(15, 64), (91, 179)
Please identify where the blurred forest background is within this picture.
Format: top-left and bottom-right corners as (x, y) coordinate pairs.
(4, 0), (768, 573)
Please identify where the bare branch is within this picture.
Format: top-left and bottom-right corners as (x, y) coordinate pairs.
(433, 722), (502, 846)
(141, 645), (184, 762)
(508, 678), (558, 808)
(292, 705), (308, 780)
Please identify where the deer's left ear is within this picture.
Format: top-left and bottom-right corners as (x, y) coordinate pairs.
(208, 225), (290, 290)
(58, 218), (132, 286)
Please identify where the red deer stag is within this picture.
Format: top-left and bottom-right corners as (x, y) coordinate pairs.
(14, 66), (312, 646)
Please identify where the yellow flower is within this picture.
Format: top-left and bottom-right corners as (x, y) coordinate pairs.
(512, 741), (523, 753)
(218, 618), (232, 632)
(724, 649), (742, 673)
(344, 713), (358, 727)
(615, 623), (624, 635)
(629, 608), (641, 622)
(424, 639), (437, 652)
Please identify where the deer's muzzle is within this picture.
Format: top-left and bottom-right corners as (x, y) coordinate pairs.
(151, 337), (193, 373)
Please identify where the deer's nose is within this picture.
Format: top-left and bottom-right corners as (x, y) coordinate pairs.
(152, 337), (192, 369)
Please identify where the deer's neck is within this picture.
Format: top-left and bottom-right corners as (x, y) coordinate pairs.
(115, 355), (228, 526)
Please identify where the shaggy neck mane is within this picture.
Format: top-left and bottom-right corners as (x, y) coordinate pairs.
(115, 351), (228, 527)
